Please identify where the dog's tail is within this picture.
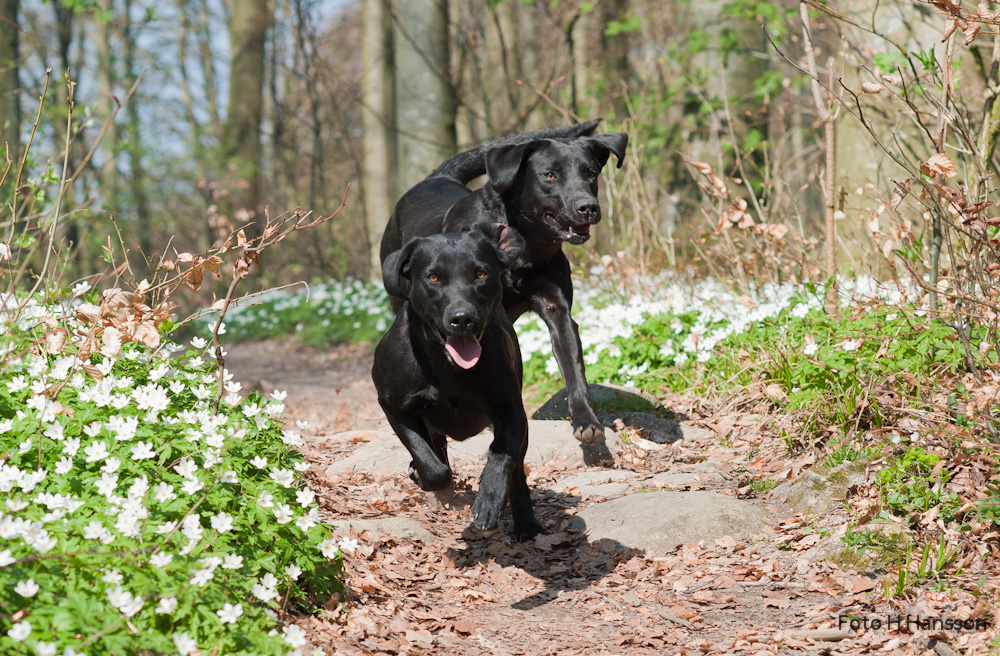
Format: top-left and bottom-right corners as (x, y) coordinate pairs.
(430, 119), (603, 184)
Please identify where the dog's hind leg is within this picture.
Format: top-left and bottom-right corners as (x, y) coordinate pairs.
(378, 400), (453, 491)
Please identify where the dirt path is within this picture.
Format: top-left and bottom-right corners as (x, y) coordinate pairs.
(225, 340), (994, 656)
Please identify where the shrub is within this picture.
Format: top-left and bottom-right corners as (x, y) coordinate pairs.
(0, 288), (347, 656)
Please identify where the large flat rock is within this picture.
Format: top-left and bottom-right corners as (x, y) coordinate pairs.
(326, 420), (622, 477)
(568, 491), (770, 554)
(551, 470), (642, 498)
(326, 517), (434, 542)
(532, 384), (710, 444)
(449, 420), (621, 468)
(325, 428), (412, 475)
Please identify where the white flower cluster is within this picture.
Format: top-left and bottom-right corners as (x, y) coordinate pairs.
(202, 278), (394, 338)
(0, 306), (355, 656)
(516, 272), (919, 384)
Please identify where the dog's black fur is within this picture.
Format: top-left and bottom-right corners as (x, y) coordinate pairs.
(380, 121), (628, 445)
(371, 224), (544, 540)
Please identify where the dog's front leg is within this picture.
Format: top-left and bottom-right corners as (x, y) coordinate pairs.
(472, 408), (526, 531)
(378, 398), (453, 491)
(534, 298), (604, 445)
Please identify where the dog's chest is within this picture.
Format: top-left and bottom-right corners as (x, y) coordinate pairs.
(417, 386), (491, 440)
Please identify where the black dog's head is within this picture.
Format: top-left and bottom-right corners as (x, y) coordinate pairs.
(485, 132), (628, 245)
(382, 224), (524, 369)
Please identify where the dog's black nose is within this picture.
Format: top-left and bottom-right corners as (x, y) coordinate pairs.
(448, 308), (477, 332)
(574, 199), (599, 221)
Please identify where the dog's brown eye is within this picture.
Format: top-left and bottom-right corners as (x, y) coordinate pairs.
(544, 171), (557, 181)
(587, 169), (597, 180)
(476, 270), (486, 280)
(428, 274), (439, 282)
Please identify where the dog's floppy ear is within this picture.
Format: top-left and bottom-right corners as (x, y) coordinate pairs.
(486, 142), (537, 195)
(585, 132), (629, 169)
(382, 241), (418, 299)
(481, 222), (525, 265)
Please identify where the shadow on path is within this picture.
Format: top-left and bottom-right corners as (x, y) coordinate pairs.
(441, 486), (642, 611)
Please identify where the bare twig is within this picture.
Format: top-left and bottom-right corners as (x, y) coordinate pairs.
(210, 185), (351, 412)
(800, 2), (840, 316)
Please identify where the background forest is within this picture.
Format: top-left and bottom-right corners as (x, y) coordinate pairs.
(3, 0), (974, 301)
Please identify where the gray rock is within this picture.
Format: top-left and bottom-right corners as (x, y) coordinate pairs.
(449, 420), (622, 468)
(326, 517), (434, 542)
(651, 462), (723, 487)
(532, 384), (708, 444)
(327, 419), (623, 477)
(651, 471), (705, 487)
(325, 428), (412, 475)
(532, 383), (663, 420)
(553, 470), (642, 498)
(569, 491), (770, 554)
(772, 460), (870, 515)
(801, 521), (909, 566)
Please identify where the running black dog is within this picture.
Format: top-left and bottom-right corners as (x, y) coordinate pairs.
(371, 224), (544, 540)
(381, 121), (628, 445)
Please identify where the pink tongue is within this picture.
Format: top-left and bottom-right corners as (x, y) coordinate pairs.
(445, 335), (482, 369)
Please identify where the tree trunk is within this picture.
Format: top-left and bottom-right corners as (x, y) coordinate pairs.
(800, 3), (839, 315)
(362, 0), (392, 276)
(223, 0), (271, 236)
(600, 0), (630, 119)
(97, 0), (118, 209)
(123, 0), (152, 260)
(0, 0), (20, 170)
(392, 0), (456, 193)
(568, 8), (591, 118)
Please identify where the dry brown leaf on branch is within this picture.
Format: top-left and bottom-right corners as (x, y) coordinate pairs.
(130, 321), (161, 349)
(943, 16), (960, 41)
(930, 0), (962, 15)
(921, 153), (958, 178)
(753, 224), (788, 240)
(184, 266), (204, 290)
(891, 179), (911, 209)
(82, 363), (104, 381)
(860, 82), (885, 94)
(689, 160), (728, 198)
(234, 258), (251, 279)
(101, 288), (145, 322)
(102, 326), (123, 356)
(962, 19), (981, 44)
(202, 255), (224, 276)
(75, 303), (102, 325)
(43, 328), (69, 354)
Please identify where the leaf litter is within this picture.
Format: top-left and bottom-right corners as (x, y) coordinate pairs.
(225, 343), (1000, 655)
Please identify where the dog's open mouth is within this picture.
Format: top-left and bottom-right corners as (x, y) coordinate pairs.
(545, 212), (592, 244)
(445, 334), (482, 369)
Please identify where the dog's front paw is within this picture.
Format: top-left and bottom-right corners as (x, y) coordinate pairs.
(512, 514), (546, 542)
(572, 420), (606, 445)
(471, 485), (506, 530)
(408, 462), (452, 491)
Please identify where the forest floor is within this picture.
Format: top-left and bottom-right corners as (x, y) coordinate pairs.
(225, 340), (998, 656)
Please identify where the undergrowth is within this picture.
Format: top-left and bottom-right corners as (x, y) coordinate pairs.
(0, 290), (349, 655)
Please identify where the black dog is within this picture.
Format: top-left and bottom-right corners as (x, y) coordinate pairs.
(371, 224), (544, 540)
(381, 121), (628, 445)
